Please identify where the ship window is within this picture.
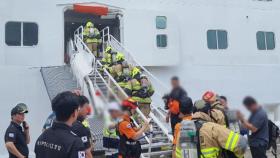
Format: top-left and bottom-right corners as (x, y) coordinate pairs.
(156, 16), (167, 29)
(257, 31), (275, 50)
(5, 21), (38, 46)
(157, 34), (167, 47)
(207, 30), (228, 49)
(23, 23), (38, 46)
(5, 22), (21, 46)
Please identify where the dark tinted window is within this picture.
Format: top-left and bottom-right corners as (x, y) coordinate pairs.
(257, 31), (266, 50)
(156, 16), (167, 29)
(5, 22), (21, 46)
(217, 30), (228, 49)
(257, 31), (275, 50)
(23, 23), (38, 46)
(207, 30), (217, 49)
(157, 34), (167, 47)
(207, 30), (228, 50)
(266, 32), (275, 50)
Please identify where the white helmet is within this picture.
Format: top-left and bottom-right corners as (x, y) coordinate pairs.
(108, 102), (121, 111)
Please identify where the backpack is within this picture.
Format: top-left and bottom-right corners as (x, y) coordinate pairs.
(267, 120), (280, 158)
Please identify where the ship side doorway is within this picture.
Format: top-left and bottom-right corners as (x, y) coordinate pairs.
(64, 7), (121, 63)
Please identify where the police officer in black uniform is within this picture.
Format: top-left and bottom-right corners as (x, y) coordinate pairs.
(34, 91), (86, 158)
(5, 103), (30, 158)
(71, 96), (93, 158)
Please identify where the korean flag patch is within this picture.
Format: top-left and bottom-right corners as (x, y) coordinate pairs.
(8, 133), (14, 138)
(78, 151), (86, 158)
(126, 124), (132, 128)
(81, 136), (88, 143)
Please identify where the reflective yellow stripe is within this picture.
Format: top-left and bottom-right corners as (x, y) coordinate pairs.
(225, 131), (240, 151)
(225, 131), (234, 149)
(175, 147), (182, 158)
(231, 133), (239, 151)
(201, 147), (220, 157)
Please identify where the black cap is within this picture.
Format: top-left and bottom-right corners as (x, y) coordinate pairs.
(179, 97), (193, 115)
(11, 103), (28, 116)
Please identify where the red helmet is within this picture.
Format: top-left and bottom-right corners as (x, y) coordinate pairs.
(202, 91), (217, 102)
(122, 98), (138, 110)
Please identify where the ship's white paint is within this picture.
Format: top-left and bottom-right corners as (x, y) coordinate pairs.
(0, 0), (280, 156)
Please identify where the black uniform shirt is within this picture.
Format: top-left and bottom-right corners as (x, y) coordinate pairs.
(34, 122), (86, 158)
(4, 121), (29, 158)
(71, 118), (92, 149)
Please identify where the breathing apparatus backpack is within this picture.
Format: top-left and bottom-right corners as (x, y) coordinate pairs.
(178, 120), (206, 158)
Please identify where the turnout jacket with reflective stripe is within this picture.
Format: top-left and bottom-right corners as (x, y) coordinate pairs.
(199, 122), (244, 158)
(175, 122), (246, 158)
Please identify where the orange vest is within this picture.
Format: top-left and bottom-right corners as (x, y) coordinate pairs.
(168, 99), (180, 115)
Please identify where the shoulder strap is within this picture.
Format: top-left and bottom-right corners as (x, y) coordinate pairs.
(209, 110), (218, 123)
(194, 120), (206, 158)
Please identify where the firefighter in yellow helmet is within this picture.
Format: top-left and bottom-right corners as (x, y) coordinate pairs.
(101, 46), (125, 67)
(173, 97), (248, 158)
(124, 68), (154, 118)
(83, 21), (101, 57)
(113, 61), (132, 89)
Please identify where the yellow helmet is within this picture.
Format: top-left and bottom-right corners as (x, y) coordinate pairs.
(131, 67), (141, 78)
(86, 21), (94, 28)
(116, 52), (125, 62)
(105, 46), (112, 53)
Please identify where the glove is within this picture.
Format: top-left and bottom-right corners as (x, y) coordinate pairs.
(162, 94), (170, 110)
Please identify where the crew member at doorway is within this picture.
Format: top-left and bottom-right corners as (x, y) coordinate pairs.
(83, 21), (101, 57)
(5, 103), (30, 158)
(237, 96), (269, 158)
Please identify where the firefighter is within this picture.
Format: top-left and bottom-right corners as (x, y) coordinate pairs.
(113, 61), (132, 89)
(101, 46), (125, 75)
(173, 98), (248, 158)
(193, 99), (226, 126)
(124, 68), (154, 118)
(83, 21), (101, 57)
(202, 91), (225, 112)
(198, 96), (240, 158)
(101, 46), (125, 67)
(117, 98), (150, 158)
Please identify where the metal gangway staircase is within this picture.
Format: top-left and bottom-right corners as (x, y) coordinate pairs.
(68, 26), (173, 157)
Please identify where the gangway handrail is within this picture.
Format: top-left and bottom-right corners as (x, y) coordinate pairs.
(108, 35), (169, 93)
(99, 26), (173, 141)
(72, 27), (174, 157)
(99, 27), (173, 141)
(73, 32), (152, 143)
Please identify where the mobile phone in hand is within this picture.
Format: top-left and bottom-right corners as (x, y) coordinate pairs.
(22, 121), (29, 130)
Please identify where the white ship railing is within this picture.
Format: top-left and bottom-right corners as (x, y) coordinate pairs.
(71, 25), (174, 157)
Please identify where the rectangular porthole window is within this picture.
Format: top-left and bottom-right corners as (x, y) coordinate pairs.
(156, 34), (167, 47)
(156, 16), (167, 29)
(23, 22), (38, 46)
(207, 30), (228, 50)
(5, 22), (21, 46)
(257, 31), (275, 50)
(5, 21), (38, 46)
